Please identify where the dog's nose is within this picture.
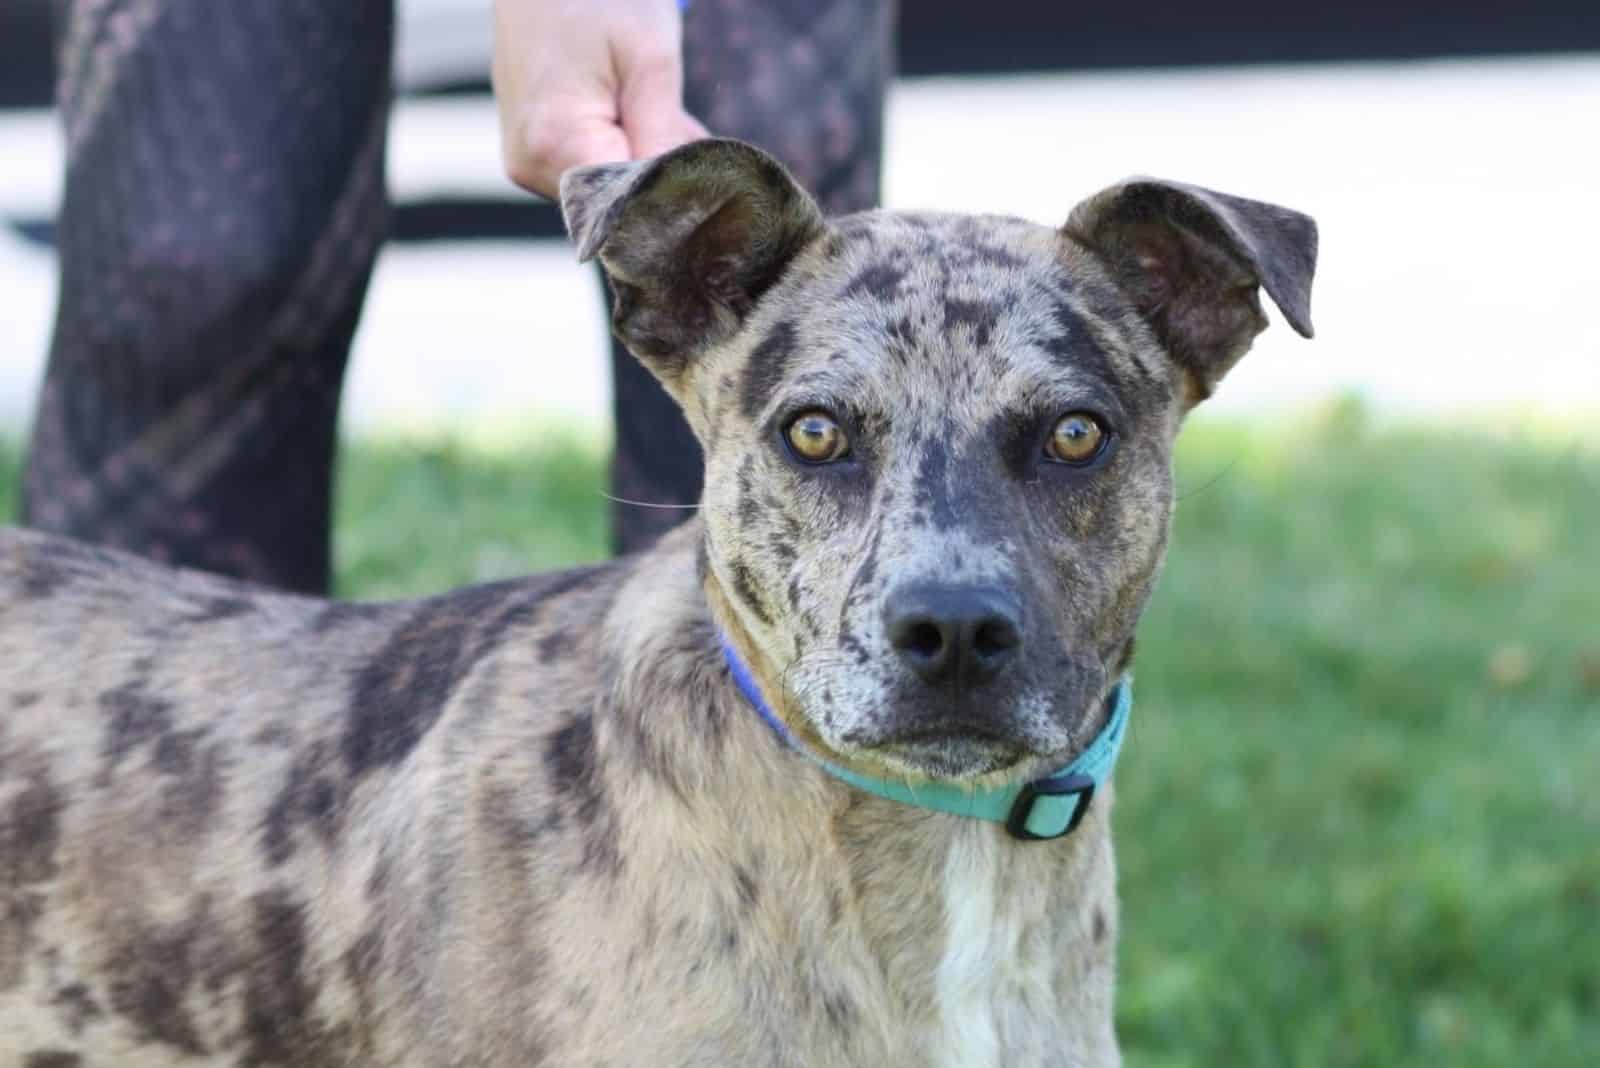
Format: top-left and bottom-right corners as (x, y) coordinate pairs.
(884, 584), (1022, 686)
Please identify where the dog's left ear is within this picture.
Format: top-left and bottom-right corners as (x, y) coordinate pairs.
(560, 139), (824, 390)
(1064, 178), (1318, 402)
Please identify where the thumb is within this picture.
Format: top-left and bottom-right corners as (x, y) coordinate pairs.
(617, 53), (708, 160)
(509, 110), (631, 199)
(553, 118), (634, 175)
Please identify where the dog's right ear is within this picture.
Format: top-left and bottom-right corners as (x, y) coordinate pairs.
(560, 139), (824, 389)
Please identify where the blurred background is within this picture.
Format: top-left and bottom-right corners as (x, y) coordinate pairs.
(2, 2), (1597, 1064)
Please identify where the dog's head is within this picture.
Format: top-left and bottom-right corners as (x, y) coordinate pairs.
(562, 139), (1316, 785)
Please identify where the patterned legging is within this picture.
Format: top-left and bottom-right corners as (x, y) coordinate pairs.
(22, 0), (896, 594)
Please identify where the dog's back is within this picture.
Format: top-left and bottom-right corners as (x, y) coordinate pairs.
(0, 527), (626, 1064)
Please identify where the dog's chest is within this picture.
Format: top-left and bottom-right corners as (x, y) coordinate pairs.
(933, 826), (1098, 1068)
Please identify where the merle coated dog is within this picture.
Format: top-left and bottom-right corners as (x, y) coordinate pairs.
(0, 138), (1316, 1066)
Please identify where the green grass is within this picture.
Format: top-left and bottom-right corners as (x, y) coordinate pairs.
(4, 409), (1596, 1064)
(1118, 408), (1600, 1066)
(331, 430), (610, 599)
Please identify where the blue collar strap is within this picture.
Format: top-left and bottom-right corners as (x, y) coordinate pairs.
(720, 635), (1132, 841)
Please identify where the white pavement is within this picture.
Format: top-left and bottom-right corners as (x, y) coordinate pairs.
(2, 54), (1597, 437)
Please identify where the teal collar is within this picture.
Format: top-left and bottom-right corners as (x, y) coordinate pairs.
(720, 635), (1132, 841)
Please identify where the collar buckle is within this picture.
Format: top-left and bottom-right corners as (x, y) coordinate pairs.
(1004, 772), (1096, 841)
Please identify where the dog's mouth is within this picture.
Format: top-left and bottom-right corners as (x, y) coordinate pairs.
(784, 648), (1105, 783)
(869, 733), (1029, 779)
(858, 714), (1041, 779)
(832, 686), (1098, 783)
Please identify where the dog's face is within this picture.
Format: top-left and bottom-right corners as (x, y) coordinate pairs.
(563, 141), (1315, 784)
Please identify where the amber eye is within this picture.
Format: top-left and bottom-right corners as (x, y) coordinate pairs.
(1045, 412), (1108, 464)
(785, 410), (850, 464)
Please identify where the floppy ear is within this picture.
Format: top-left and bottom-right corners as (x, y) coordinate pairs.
(1064, 178), (1318, 402)
(560, 138), (824, 391)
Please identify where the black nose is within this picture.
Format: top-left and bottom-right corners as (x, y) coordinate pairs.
(884, 584), (1022, 686)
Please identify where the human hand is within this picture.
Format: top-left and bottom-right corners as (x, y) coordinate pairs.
(493, 0), (709, 199)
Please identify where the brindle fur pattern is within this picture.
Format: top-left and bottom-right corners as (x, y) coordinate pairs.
(1, 139), (1316, 1066)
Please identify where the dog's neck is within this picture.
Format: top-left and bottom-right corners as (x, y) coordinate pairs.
(592, 523), (1123, 1064)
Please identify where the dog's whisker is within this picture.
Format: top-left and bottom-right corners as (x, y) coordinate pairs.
(1176, 453), (1243, 502)
(600, 493), (701, 510)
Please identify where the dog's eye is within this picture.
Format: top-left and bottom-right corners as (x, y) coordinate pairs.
(785, 410), (850, 464)
(1044, 412), (1108, 465)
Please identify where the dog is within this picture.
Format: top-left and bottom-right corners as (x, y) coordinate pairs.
(0, 138), (1316, 1067)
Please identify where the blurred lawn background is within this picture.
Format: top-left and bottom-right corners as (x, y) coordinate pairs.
(4, 403), (1594, 1065)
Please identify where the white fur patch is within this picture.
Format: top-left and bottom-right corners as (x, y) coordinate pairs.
(935, 825), (1058, 1068)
